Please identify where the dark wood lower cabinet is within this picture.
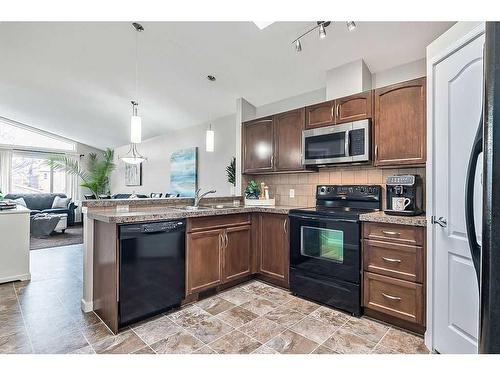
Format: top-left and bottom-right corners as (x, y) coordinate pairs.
(362, 222), (426, 334)
(185, 213), (289, 297)
(222, 225), (251, 283)
(186, 228), (222, 295)
(257, 214), (289, 288)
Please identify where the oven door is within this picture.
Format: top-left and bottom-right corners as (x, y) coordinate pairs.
(289, 212), (360, 284)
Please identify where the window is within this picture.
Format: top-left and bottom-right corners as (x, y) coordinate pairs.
(11, 153), (66, 194)
(0, 118), (75, 152)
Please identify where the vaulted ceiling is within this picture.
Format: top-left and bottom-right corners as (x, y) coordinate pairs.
(0, 21), (453, 149)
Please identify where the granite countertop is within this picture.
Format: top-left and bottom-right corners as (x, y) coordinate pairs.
(87, 205), (301, 224)
(359, 211), (427, 227)
(82, 196), (242, 208)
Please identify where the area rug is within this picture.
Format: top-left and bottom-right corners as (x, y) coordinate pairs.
(30, 224), (83, 250)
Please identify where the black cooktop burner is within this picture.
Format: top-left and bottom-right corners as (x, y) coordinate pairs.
(289, 184), (382, 220)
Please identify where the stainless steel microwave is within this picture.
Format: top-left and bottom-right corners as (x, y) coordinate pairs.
(302, 119), (370, 166)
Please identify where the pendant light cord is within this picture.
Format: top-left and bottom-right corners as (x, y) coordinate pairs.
(135, 28), (139, 103)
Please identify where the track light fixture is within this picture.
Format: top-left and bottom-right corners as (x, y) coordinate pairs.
(292, 21), (356, 52)
(346, 21), (357, 32)
(295, 39), (302, 52)
(319, 23), (327, 39)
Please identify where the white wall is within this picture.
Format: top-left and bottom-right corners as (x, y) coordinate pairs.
(326, 59), (372, 99)
(254, 88), (326, 119)
(371, 58), (426, 88)
(111, 114), (237, 197)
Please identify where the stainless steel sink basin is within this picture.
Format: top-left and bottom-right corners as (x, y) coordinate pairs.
(180, 206), (211, 211)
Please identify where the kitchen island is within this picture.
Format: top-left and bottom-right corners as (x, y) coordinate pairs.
(83, 197), (302, 332)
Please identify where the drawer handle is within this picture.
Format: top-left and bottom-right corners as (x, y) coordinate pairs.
(381, 257), (402, 263)
(381, 293), (402, 301)
(381, 230), (401, 237)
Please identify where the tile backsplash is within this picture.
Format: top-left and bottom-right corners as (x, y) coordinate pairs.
(243, 166), (426, 210)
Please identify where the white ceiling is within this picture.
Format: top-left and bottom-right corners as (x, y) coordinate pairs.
(0, 21), (453, 149)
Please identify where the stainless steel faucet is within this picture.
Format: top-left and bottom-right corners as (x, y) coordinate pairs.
(193, 188), (216, 207)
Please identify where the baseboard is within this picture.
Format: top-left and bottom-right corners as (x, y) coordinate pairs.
(81, 298), (93, 313)
(0, 273), (31, 284)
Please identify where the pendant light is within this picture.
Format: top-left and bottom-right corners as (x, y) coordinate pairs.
(205, 75), (216, 152)
(121, 22), (147, 164)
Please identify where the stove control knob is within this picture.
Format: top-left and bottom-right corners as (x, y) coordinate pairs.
(319, 186), (326, 194)
(326, 187), (331, 192)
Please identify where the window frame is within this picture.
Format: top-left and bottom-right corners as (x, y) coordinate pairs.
(10, 150), (68, 194)
(0, 116), (76, 153)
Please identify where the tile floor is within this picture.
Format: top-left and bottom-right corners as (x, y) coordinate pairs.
(0, 245), (429, 354)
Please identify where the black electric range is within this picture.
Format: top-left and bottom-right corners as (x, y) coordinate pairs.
(288, 185), (382, 316)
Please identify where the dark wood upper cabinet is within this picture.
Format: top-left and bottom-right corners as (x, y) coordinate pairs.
(374, 77), (426, 166)
(274, 108), (305, 171)
(335, 91), (373, 124)
(259, 214), (289, 287)
(222, 225), (251, 283)
(242, 117), (274, 173)
(305, 100), (335, 129)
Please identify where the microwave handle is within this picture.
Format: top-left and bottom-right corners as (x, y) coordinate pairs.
(344, 130), (350, 157)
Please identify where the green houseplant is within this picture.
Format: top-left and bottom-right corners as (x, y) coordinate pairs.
(47, 148), (116, 199)
(226, 157), (236, 186)
(244, 180), (261, 199)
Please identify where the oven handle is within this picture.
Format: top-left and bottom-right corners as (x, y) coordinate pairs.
(288, 213), (358, 224)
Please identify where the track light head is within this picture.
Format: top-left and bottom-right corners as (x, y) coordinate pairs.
(319, 24), (327, 39)
(132, 22), (144, 32)
(346, 21), (356, 32)
(295, 39), (302, 52)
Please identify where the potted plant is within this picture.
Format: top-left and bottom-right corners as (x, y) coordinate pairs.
(47, 148), (116, 199)
(226, 157), (236, 195)
(244, 180), (261, 199)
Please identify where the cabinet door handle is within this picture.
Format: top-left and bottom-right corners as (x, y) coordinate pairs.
(375, 145), (378, 160)
(219, 233), (223, 250)
(382, 293), (402, 301)
(381, 257), (402, 263)
(330, 105), (334, 119)
(381, 230), (400, 237)
(336, 103), (340, 118)
(224, 232), (228, 248)
(283, 218), (288, 234)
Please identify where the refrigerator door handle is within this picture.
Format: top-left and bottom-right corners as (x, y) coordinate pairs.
(465, 114), (483, 285)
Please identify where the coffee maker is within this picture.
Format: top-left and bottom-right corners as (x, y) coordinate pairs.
(385, 175), (424, 216)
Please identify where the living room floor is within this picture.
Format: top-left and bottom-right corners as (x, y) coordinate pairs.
(30, 224), (83, 250)
(0, 245), (429, 354)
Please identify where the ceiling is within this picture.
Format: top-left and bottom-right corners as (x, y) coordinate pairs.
(0, 21), (453, 149)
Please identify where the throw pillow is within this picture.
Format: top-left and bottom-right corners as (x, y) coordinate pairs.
(12, 197), (27, 207)
(52, 196), (71, 209)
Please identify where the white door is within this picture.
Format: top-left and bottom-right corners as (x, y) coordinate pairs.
(432, 33), (484, 354)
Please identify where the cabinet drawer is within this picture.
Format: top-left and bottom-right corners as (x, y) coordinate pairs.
(363, 222), (424, 246)
(188, 214), (251, 233)
(363, 272), (424, 325)
(363, 240), (423, 282)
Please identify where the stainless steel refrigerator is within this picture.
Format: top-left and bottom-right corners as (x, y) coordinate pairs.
(466, 21), (500, 354)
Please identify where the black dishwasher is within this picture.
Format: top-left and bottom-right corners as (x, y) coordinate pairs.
(118, 220), (185, 327)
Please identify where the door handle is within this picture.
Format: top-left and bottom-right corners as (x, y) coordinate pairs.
(465, 114), (483, 284)
(330, 105), (334, 119)
(283, 218), (287, 234)
(375, 145), (378, 160)
(431, 216), (447, 228)
(224, 232), (228, 248)
(336, 103), (340, 118)
(381, 257), (401, 263)
(381, 230), (400, 237)
(344, 130), (350, 157)
(382, 293), (402, 301)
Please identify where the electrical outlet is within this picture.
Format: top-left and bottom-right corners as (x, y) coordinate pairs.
(289, 189), (295, 198)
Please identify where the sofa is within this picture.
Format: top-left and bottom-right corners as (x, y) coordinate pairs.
(4, 193), (77, 226)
